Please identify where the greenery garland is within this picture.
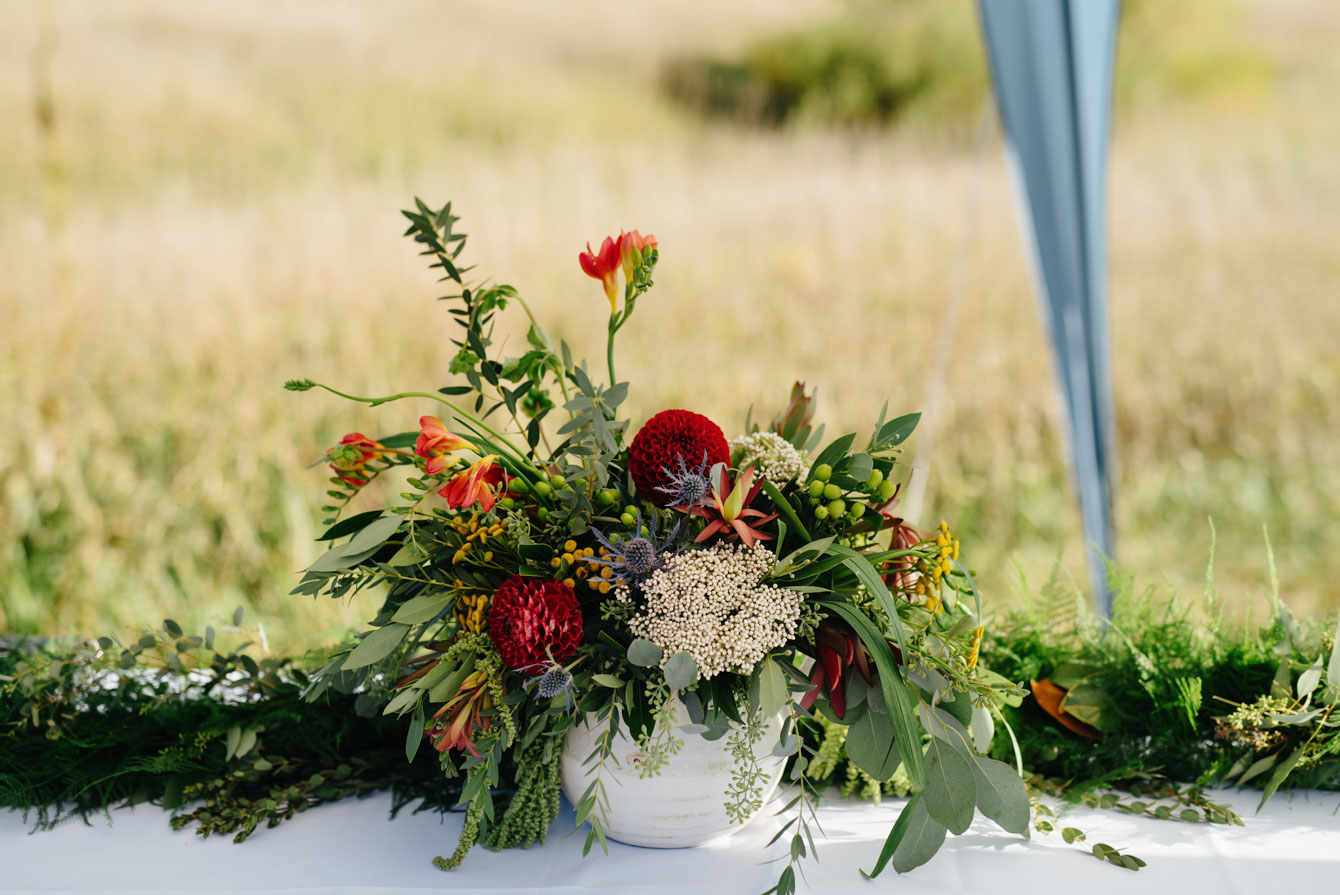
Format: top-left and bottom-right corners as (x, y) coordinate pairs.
(3, 564), (1336, 869)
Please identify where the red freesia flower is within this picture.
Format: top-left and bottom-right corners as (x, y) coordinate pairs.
(628, 409), (730, 507)
(690, 465), (779, 548)
(579, 236), (622, 314)
(487, 576), (583, 670)
(618, 229), (657, 281)
(426, 669), (494, 758)
(438, 454), (505, 512)
(415, 415), (473, 475)
(326, 432), (385, 487)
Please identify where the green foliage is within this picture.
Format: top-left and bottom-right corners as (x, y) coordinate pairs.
(661, 0), (1274, 130)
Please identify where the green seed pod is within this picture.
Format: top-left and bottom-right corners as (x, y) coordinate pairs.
(865, 469), (884, 490)
(508, 478), (527, 495)
(877, 480), (897, 501)
(814, 505), (830, 520)
(827, 499), (846, 519)
(822, 483), (842, 500)
(532, 480), (553, 498)
(813, 463), (833, 482)
(598, 488), (619, 506)
(537, 508), (550, 521)
(808, 479), (826, 498)
(499, 497), (516, 511)
(620, 512), (636, 526)
(549, 473), (567, 489)
(624, 505), (639, 517)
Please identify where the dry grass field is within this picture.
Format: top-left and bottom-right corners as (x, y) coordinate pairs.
(2, 0), (1337, 652)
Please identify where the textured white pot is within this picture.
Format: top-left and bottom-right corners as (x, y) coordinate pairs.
(560, 701), (787, 848)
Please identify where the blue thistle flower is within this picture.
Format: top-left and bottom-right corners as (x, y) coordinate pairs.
(655, 452), (711, 508)
(590, 509), (678, 589)
(521, 659), (577, 711)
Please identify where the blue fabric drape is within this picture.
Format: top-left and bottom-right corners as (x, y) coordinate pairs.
(976, 0), (1120, 614)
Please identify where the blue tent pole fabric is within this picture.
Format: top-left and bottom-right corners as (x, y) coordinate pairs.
(976, 0), (1121, 615)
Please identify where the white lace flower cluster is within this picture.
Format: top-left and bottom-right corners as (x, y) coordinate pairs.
(629, 543), (800, 680)
(730, 431), (803, 484)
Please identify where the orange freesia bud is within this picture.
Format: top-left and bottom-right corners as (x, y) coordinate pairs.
(579, 236), (621, 315)
(327, 432), (385, 487)
(618, 229), (657, 282)
(416, 415), (473, 477)
(439, 454), (506, 512)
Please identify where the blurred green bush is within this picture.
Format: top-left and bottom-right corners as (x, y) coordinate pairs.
(661, 0), (1273, 129)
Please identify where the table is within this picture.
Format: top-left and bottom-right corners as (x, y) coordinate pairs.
(2, 787), (1337, 894)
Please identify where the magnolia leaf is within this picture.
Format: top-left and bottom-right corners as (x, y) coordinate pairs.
(592, 674), (624, 688)
(307, 541), (384, 573)
(664, 651), (698, 691)
(392, 593), (453, 624)
(971, 757), (1031, 835)
(924, 736), (977, 834)
(1297, 655), (1324, 701)
(344, 623), (410, 670)
(864, 791), (921, 878)
(627, 639), (663, 667)
(847, 704), (902, 780)
(892, 794), (948, 874)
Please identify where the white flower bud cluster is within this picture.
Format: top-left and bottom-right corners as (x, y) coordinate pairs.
(629, 543), (800, 680)
(730, 431), (803, 484)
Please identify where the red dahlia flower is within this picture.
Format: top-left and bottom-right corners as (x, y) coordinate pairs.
(487, 576), (583, 670)
(628, 409), (730, 507)
(438, 454), (505, 512)
(579, 236), (622, 315)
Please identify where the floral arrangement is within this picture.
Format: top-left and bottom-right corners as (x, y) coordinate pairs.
(282, 199), (1030, 889)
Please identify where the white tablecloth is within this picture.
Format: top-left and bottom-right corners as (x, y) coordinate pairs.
(2, 788), (1337, 894)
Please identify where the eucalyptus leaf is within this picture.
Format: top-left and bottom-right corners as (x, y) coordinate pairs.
(758, 656), (789, 718)
(970, 706), (996, 753)
(345, 514), (404, 554)
(627, 639), (663, 667)
(970, 757), (1031, 835)
(846, 703), (902, 780)
(664, 651), (698, 691)
(1258, 748), (1303, 810)
(392, 593), (453, 624)
(891, 794), (948, 874)
(1297, 655), (1323, 700)
(924, 736), (977, 834)
(344, 623), (410, 670)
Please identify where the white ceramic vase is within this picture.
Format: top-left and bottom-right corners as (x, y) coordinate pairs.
(559, 701), (787, 848)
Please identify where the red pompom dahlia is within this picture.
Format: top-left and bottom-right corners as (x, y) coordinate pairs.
(487, 576), (583, 670)
(628, 409), (729, 507)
